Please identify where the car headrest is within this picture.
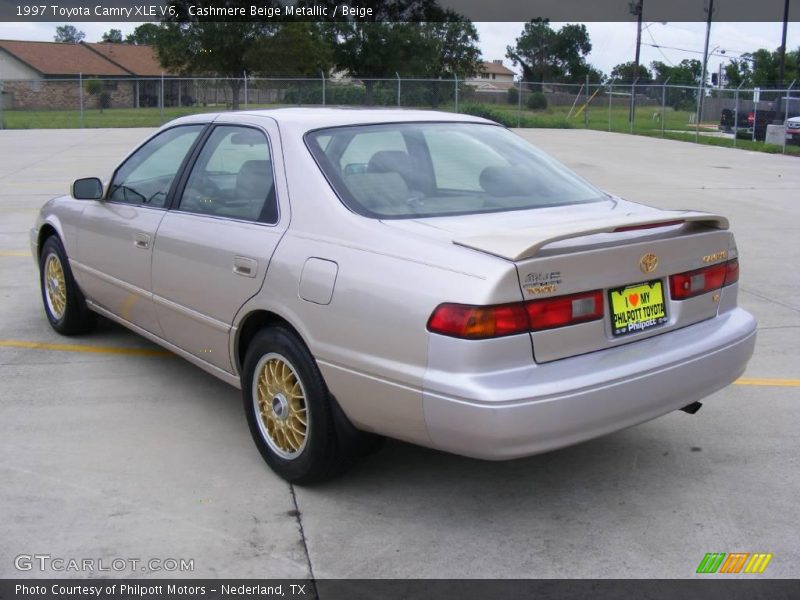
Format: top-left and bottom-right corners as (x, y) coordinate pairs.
(479, 165), (536, 197)
(343, 172), (411, 212)
(367, 151), (413, 175)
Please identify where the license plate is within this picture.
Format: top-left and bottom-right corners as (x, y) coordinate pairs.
(609, 280), (668, 337)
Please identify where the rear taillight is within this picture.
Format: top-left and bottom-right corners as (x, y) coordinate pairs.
(669, 258), (739, 300)
(427, 290), (603, 339)
(426, 303), (528, 339)
(526, 290), (604, 331)
(725, 258), (739, 285)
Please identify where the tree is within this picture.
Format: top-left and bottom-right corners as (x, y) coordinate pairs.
(244, 23), (333, 77)
(125, 23), (162, 46)
(506, 19), (596, 83)
(412, 19), (482, 106)
(54, 25), (85, 44)
(157, 1), (280, 109)
(649, 59), (702, 110)
(609, 61), (652, 83)
(554, 24), (600, 83)
(415, 19), (482, 78)
(724, 58), (753, 88)
(157, 2), (334, 109)
(744, 47), (799, 88)
(329, 0), (478, 104)
(101, 29), (124, 44)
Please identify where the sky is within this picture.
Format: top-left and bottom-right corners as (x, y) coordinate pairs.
(0, 21), (797, 80)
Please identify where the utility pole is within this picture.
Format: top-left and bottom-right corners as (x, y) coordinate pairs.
(697, 0), (715, 128)
(778, 0), (790, 89)
(628, 0), (644, 123)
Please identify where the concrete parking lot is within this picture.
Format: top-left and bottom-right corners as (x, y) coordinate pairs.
(0, 124), (797, 579)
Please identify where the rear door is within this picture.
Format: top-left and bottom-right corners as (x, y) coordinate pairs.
(151, 117), (288, 373)
(74, 124), (205, 334)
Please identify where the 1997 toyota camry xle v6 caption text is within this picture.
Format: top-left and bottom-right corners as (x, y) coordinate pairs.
(32, 109), (757, 482)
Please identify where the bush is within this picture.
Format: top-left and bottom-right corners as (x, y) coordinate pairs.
(507, 87), (519, 105)
(83, 78), (107, 112)
(460, 103), (516, 126)
(99, 92), (112, 109)
(527, 92), (547, 110)
(460, 102), (573, 129)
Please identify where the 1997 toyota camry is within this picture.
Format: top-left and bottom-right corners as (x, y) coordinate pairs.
(32, 109), (756, 483)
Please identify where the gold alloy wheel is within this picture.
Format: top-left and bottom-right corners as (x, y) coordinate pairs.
(44, 253), (67, 320)
(253, 353), (309, 459)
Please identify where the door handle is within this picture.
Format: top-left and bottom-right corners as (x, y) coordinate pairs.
(233, 256), (257, 278)
(134, 232), (151, 249)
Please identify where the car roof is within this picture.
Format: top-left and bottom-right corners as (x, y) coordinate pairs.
(169, 107), (495, 133)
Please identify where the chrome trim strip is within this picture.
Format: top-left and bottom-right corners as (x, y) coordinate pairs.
(151, 293), (231, 334)
(70, 259), (150, 299)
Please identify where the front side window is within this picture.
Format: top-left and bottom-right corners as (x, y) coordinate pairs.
(306, 122), (606, 219)
(178, 126), (276, 223)
(108, 125), (203, 208)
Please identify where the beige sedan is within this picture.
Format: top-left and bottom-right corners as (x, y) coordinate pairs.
(32, 109), (756, 483)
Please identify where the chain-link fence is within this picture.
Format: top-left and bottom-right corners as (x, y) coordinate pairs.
(0, 75), (797, 153)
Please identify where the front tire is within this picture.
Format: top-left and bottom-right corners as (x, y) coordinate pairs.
(39, 236), (95, 335)
(243, 327), (358, 484)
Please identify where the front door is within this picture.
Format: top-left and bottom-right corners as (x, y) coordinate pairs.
(73, 124), (204, 334)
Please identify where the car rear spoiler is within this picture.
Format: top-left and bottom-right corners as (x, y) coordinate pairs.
(453, 211), (729, 261)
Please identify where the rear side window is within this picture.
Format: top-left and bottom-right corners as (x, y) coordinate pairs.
(177, 126), (277, 223)
(306, 122), (605, 219)
(108, 125), (203, 208)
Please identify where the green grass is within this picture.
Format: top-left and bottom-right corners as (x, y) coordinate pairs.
(489, 102), (697, 133)
(2, 101), (798, 157)
(0, 105), (247, 129)
(492, 102), (800, 156)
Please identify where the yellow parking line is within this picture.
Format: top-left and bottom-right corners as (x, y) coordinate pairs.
(0, 340), (172, 357)
(734, 378), (800, 387)
(0, 251), (30, 257)
(0, 339), (796, 385)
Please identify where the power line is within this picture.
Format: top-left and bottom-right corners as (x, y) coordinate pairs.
(645, 24), (675, 65)
(640, 41), (750, 60)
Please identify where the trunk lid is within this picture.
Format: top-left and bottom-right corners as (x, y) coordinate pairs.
(383, 200), (736, 363)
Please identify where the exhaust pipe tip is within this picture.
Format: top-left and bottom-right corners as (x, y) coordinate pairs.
(681, 401), (703, 415)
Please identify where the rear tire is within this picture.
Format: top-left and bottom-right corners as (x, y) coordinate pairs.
(39, 236), (95, 335)
(242, 327), (361, 484)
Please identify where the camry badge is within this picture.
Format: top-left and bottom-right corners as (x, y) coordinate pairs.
(640, 253), (658, 273)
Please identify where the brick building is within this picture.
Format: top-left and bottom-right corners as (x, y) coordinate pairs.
(0, 39), (178, 110)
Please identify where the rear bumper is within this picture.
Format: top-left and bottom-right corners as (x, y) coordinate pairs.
(422, 307), (756, 460)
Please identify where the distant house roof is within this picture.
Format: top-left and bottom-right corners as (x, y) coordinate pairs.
(84, 43), (167, 77)
(0, 39), (170, 77)
(466, 80), (517, 92)
(480, 60), (515, 77)
(0, 39), (129, 76)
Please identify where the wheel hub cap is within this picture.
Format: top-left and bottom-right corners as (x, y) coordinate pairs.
(44, 254), (67, 320)
(272, 393), (289, 419)
(254, 355), (308, 459)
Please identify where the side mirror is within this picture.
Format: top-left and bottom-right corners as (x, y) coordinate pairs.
(71, 177), (104, 200)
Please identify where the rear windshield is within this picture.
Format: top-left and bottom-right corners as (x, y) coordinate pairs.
(305, 122), (606, 219)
